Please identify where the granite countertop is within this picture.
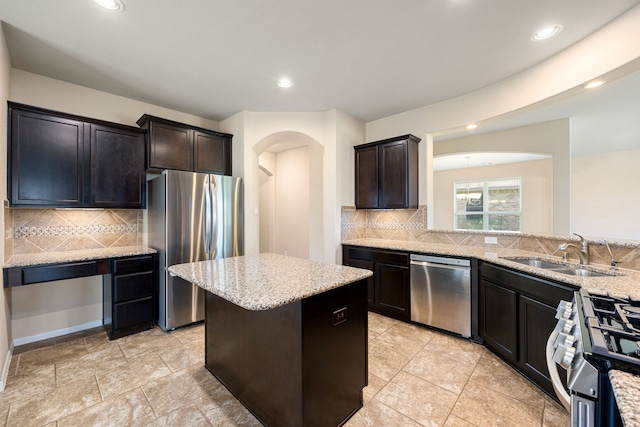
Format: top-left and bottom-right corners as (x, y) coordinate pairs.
(168, 252), (373, 311)
(342, 238), (640, 301)
(344, 238), (640, 426)
(609, 370), (640, 427)
(3, 246), (157, 268)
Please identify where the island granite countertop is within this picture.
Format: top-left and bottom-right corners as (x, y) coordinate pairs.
(609, 370), (640, 427)
(168, 252), (373, 311)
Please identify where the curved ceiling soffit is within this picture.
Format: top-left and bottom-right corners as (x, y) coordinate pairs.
(253, 131), (324, 155)
(367, 3), (640, 139)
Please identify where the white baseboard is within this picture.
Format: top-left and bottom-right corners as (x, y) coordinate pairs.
(12, 320), (103, 347)
(0, 343), (14, 392)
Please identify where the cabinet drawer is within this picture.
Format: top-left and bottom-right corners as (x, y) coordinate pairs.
(481, 262), (575, 306)
(113, 255), (154, 274)
(113, 297), (153, 330)
(114, 272), (154, 303)
(22, 261), (97, 285)
(345, 247), (408, 265)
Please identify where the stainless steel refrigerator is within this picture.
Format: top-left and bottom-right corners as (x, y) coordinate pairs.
(148, 170), (244, 331)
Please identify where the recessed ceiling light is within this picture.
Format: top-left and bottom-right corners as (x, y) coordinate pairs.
(94, 0), (124, 12)
(531, 24), (562, 41)
(277, 78), (293, 88)
(584, 80), (605, 89)
(465, 124), (478, 130)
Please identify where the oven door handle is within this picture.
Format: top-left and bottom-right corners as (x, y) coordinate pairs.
(546, 330), (571, 411)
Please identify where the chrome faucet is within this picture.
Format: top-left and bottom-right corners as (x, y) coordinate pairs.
(602, 240), (620, 269)
(558, 233), (590, 265)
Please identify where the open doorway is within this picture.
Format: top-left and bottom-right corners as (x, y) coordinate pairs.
(256, 132), (323, 260)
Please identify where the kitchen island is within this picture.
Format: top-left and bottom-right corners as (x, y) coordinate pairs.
(168, 253), (373, 427)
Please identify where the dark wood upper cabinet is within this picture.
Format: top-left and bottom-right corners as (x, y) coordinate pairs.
(89, 124), (146, 208)
(193, 130), (231, 174)
(10, 108), (85, 207)
(354, 145), (378, 208)
(8, 102), (147, 209)
(137, 114), (232, 175)
(354, 134), (420, 209)
(144, 119), (192, 171)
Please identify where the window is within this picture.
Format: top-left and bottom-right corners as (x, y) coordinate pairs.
(454, 177), (522, 231)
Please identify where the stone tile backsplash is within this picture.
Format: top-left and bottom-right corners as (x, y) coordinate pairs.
(4, 207), (143, 260)
(341, 206), (640, 271)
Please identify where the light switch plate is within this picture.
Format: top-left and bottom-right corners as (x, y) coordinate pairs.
(484, 236), (498, 244)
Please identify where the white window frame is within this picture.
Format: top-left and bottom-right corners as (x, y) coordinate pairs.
(453, 177), (522, 232)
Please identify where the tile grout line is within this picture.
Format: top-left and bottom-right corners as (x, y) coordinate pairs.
(440, 345), (484, 427)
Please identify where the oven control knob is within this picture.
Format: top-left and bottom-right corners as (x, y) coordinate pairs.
(553, 345), (569, 365)
(553, 332), (575, 349)
(555, 319), (574, 334)
(563, 334), (576, 348)
(553, 344), (576, 369)
(555, 301), (573, 319)
(562, 347), (576, 369)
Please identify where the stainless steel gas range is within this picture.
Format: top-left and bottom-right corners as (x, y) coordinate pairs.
(547, 288), (640, 426)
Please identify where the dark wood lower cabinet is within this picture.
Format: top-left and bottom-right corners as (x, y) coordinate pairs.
(520, 294), (560, 393)
(375, 262), (410, 320)
(479, 279), (518, 363)
(103, 254), (158, 339)
(342, 245), (410, 321)
(204, 279), (368, 427)
(479, 261), (575, 398)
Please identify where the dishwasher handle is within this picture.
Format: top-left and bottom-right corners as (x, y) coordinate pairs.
(410, 254), (471, 268)
(411, 260), (470, 272)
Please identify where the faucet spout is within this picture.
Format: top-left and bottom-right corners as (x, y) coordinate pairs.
(557, 233), (590, 265)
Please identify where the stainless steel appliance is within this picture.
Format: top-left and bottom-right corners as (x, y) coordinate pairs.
(148, 170), (244, 331)
(409, 254), (471, 337)
(547, 289), (631, 426)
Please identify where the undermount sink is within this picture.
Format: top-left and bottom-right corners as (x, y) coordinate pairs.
(502, 257), (621, 277)
(549, 268), (615, 278)
(505, 258), (565, 269)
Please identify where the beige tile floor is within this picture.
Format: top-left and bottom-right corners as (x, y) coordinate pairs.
(0, 312), (569, 426)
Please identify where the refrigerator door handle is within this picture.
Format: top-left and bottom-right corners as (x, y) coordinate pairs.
(210, 177), (219, 259)
(203, 175), (212, 260)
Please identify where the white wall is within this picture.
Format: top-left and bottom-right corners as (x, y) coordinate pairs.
(258, 152), (275, 253)
(7, 69), (222, 343)
(0, 23), (13, 390)
(10, 70), (220, 130)
(434, 120), (570, 235)
(572, 149), (640, 240)
(364, 6), (640, 237)
(434, 159), (553, 234)
(273, 147), (310, 258)
(224, 110), (364, 263)
(333, 110), (366, 261)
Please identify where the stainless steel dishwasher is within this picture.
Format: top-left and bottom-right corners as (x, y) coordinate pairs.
(410, 254), (471, 337)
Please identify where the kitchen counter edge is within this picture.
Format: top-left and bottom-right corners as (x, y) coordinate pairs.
(168, 253), (372, 311)
(3, 246), (157, 269)
(342, 238), (640, 301)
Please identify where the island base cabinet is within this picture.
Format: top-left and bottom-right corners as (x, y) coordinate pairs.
(204, 279), (368, 427)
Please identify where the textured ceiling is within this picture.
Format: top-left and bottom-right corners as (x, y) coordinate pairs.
(1, 0), (640, 122)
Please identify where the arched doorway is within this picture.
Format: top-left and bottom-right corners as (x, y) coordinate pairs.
(254, 132), (324, 260)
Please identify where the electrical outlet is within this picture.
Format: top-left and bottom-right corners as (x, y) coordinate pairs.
(333, 307), (347, 326)
(484, 236), (498, 244)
